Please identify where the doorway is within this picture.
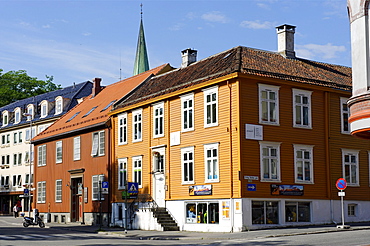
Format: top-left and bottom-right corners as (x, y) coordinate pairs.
(152, 148), (166, 207)
(71, 177), (83, 222)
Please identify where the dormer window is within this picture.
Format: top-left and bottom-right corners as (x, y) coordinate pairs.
(55, 96), (63, 115)
(40, 100), (48, 118)
(26, 105), (34, 121)
(14, 108), (21, 124)
(2, 111), (9, 127)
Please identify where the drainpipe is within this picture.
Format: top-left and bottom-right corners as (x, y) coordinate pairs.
(228, 80), (234, 232)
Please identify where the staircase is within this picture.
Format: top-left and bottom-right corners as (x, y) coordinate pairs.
(152, 207), (179, 231)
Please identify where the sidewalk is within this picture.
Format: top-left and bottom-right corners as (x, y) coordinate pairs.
(47, 221), (370, 241)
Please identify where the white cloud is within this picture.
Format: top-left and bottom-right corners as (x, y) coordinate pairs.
(240, 20), (275, 29)
(201, 11), (228, 23)
(169, 23), (185, 31)
(42, 25), (51, 29)
(296, 43), (346, 60)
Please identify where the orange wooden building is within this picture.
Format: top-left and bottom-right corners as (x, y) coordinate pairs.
(109, 26), (370, 232)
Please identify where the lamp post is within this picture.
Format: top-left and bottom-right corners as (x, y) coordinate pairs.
(23, 113), (32, 217)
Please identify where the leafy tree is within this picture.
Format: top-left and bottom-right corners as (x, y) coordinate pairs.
(0, 69), (61, 107)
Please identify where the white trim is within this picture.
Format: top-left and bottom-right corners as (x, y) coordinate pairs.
(340, 97), (350, 134)
(55, 179), (62, 202)
(204, 142), (219, 183)
(153, 102), (165, 138)
(341, 148), (360, 186)
(258, 84), (280, 125)
(203, 86), (218, 128)
(56, 140), (63, 164)
(55, 96), (63, 115)
(181, 146), (195, 184)
(132, 156), (143, 188)
(132, 108), (143, 142)
(292, 88), (312, 129)
(259, 141), (281, 182)
(180, 93), (195, 132)
(118, 158), (127, 190)
(118, 113), (128, 145)
(293, 144), (314, 184)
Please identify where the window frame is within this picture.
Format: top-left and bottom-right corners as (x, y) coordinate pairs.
(294, 144), (314, 184)
(91, 131), (105, 157)
(258, 84), (280, 125)
(342, 149), (359, 186)
(118, 158), (127, 190)
(55, 179), (62, 202)
(55, 96), (63, 115)
(132, 156), (143, 188)
(132, 109), (143, 142)
(203, 86), (218, 128)
(204, 143), (219, 183)
(153, 102), (164, 138)
(2, 111), (9, 126)
(40, 100), (48, 118)
(37, 145), (47, 166)
(56, 140), (63, 164)
(14, 107), (21, 124)
(92, 174), (105, 201)
(181, 93), (194, 132)
(340, 97), (350, 134)
(292, 89), (312, 128)
(118, 113), (128, 145)
(181, 146), (195, 184)
(259, 141), (281, 182)
(37, 181), (46, 203)
(73, 136), (81, 161)
(26, 104), (34, 120)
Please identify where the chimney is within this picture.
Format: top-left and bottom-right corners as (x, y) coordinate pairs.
(92, 78), (102, 97)
(276, 24), (296, 58)
(181, 48), (197, 68)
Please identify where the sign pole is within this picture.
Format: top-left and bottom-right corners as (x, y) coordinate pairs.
(124, 179), (127, 234)
(335, 178), (350, 229)
(340, 190), (345, 228)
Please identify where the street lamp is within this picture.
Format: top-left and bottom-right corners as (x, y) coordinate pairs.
(23, 113), (32, 217)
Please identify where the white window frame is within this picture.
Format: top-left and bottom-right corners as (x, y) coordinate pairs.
(340, 97), (350, 134)
(292, 89), (312, 128)
(92, 174), (104, 201)
(55, 179), (62, 202)
(259, 141), (281, 182)
(40, 100), (48, 118)
(259, 84), (280, 125)
(118, 158), (127, 190)
(13, 132), (18, 144)
(342, 149), (359, 186)
(91, 131), (105, 157)
(73, 136), (81, 161)
(118, 113), (128, 145)
(181, 146), (195, 184)
(56, 141), (63, 164)
(294, 144), (314, 184)
(153, 102), (164, 138)
(203, 86), (218, 128)
(181, 93), (194, 132)
(348, 204), (357, 217)
(204, 143), (219, 183)
(14, 107), (21, 124)
(26, 104), (34, 120)
(2, 111), (9, 126)
(37, 145), (46, 166)
(37, 181), (46, 203)
(132, 109), (143, 142)
(55, 96), (63, 115)
(132, 156), (142, 188)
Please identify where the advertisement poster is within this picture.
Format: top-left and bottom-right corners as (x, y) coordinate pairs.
(235, 199), (241, 214)
(271, 184), (304, 196)
(222, 201), (230, 219)
(189, 185), (212, 196)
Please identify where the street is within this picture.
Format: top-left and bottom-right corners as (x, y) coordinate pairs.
(2, 216), (370, 245)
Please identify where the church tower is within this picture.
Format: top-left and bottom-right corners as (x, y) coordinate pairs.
(347, 0), (370, 139)
(133, 4), (150, 76)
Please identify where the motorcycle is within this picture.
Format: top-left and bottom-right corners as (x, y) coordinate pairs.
(22, 209), (45, 228)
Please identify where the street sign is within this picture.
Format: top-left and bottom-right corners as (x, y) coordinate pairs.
(24, 189), (29, 197)
(128, 182), (139, 194)
(247, 184), (256, 191)
(336, 178), (347, 190)
(101, 181), (109, 194)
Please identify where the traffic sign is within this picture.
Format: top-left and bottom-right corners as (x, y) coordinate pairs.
(101, 181), (109, 194)
(336, 178), (347, 190)
(247, 184), (256, 191)
(24, 189), (29, 197)
(128, 182), (138, 194)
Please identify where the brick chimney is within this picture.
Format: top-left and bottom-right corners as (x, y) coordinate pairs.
(276, 24), (296, 58)
(181, 48), (197, 68)
(92, 78), (102, 97)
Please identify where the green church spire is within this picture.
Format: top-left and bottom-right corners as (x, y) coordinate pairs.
(133, 5), (149, 76)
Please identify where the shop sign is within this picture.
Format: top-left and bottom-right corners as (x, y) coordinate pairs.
(271, 184), (304, 196)
(189, 185), (212, 196)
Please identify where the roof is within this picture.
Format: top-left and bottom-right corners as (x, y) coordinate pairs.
(32, 64), (171, 143)
(133, 18), (149, 76)
(0, 81), (93, 129)
(112, 46), (352, 111)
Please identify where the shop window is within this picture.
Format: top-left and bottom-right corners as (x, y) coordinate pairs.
(185, 202), (219, 224)
(252, 201), (279, 224)
(285, 202), (311, 222)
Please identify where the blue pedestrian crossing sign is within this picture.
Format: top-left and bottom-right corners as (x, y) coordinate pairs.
(128, 182), (139, 194)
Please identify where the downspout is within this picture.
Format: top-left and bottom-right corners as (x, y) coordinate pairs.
(109, 116), (115, 226)
(228, 80), (234, 232)
(166, 100), (171, 201)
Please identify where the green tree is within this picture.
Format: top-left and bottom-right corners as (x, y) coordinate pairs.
(0, 69), (61, 107)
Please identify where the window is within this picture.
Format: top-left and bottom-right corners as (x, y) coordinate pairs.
(293, 89), (312, 128)
(18, 131), (22, 143)
(25, 150), (33, 164)
(259, 84), (279, 124)
(14, 108), (21, 124)
(55, 179), (62, 202)
(40, 100), (48, 118)
(294, 144), (314, 183)
(132, 109), (142, 142)
(13, 153), (22, 166)
(38, 145), (47, 166)
(181, 93), (194, 132)
(153, 102), (164, 138)
(25, 127), (35, 141)
(17, 175), (22, 187)
(118, 158), (127, 189)
(342, 149), (359, 186)
(348, 204), (356, 216)
(2, 111), (9, 126)
(73, 136), (81, 161)
(340, 97), (350, 134)
(56, 141), (63, 163)
(118, 113), (127, 145)
(18, 153), (22, 166)
(83, 106), (97, 118)
(26, 105), (34, 120)
(259, 142), (281, 181)
(132, 156), (142, 188)
(285, 202), (311, 222)
(181, 146), (194, 184)
(185, 202), (219, 224)
(92, 175), (104, 201)
(6, 134), (10, 144)
(252, 201), (279, 224)
(37, 181), (46, 203)
(1, 175), (9, 187)
(204, 143), (219, 182)
(101, 100), (116, 112)
(91, 131), (105, 157)
(55, 97), (63, 115)
(203, 86), (218, 127)
(14, 132), (17, 144)
(25, 174), (31, 184)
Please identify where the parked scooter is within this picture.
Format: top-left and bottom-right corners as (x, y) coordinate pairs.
(23, 209), (45, 228)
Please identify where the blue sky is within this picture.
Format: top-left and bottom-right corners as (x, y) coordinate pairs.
(0, 0), (351, 88)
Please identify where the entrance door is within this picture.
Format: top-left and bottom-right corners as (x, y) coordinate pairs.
(71, 177), (83, 222)
(152, 148), (165, 207)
